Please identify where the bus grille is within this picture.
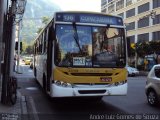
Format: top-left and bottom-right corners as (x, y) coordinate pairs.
(71, 73), (112, 76)
(78, 90), (106, 94)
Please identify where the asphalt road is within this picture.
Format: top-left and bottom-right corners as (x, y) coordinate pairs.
(17, 65), (160, 120)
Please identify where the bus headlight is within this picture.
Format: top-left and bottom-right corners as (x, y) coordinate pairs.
(109, 80), (127, 87)
(115, 80), (127, 86)
(115, 82), (119, 86)
(62, 82), (68, 87)
(54, 80), (72, 88)
(55, 80), (61, 86)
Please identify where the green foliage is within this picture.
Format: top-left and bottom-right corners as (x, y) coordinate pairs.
(42, 16), (50, 25)
(149, 41), (160, 53)
(135, 41), (160, 56)
(25, 45), (34, 54)
(36, 16), (50, 33)
(22, 40), (28, 52)
(21, 39), (34, 54)
(130, 47), (136, 57)
(37, 27), (43, 34)
(21, 0), (61, 44)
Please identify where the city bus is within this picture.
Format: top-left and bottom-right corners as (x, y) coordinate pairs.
(33, 11), (128, 100)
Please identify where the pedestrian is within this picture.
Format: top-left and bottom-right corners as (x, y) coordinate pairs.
(144, 59), (148, 71)
(13, 55), (17, 72)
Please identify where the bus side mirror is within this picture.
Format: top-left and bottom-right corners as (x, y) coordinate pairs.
(154, 67), (160, 78)
(127, 37), (131, 57)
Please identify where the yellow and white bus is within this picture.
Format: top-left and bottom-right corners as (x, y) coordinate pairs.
(33, 11), (128, 100)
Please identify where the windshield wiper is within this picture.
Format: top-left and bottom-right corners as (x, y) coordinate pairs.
(72, 22), (83, 53)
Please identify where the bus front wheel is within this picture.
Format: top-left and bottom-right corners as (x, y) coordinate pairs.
(43, 74), (46, 91)
(84, 96), (103, 102)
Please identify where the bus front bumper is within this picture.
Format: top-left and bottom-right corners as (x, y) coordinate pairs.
(50, 83), (127, 97)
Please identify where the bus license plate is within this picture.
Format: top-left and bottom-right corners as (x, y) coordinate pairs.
(100, 77), (112, 82)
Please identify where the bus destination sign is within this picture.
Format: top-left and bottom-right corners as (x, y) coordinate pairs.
(55, 13), (123, 26)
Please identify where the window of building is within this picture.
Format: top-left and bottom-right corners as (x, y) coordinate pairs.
(138, 17), (149, 28)
(138, 2), (149, 14)
(153, 0), (160, 8)
(118, 12), (124, 18)
(126, 22), (135, 31)
(138, 33), (149, 43)
(116, 0), (124, 11)
(126, 0), (133, 6)
(108, 4), (114, 13)
(128, 35), (135, 43)
(153, 14), (160, 25)
(108, 0), (113, 3)
(153, 31), (160, 41)
(101, 0), (107, 6)
(126, 8), (135, 18)
(101, 8), (106, 13)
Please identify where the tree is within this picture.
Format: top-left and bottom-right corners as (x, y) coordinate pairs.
(149, 41), (160, 53)
(37, 27), (43, 33)
(135, 41), (160, 56)
(22, 40), (28, 52)
(42, 16), (50, 25)
(25, 45), (34, 54)
(36, 16), (50, 33)
(136, 42), (152, 57)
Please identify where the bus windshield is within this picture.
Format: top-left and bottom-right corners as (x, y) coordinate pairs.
(55, 24), (126, 68)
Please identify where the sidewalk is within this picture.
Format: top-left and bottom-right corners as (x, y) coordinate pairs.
(0, 70), (29, 120)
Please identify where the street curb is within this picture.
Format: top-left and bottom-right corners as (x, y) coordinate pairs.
(139, 71), (149, 76)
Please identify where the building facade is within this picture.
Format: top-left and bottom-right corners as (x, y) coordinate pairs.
(101, 0), (160, 44)
(0, 0), (10, 103)
(0, 0), (26, 104)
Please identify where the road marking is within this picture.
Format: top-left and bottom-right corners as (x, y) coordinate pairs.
(26, 87), (38, 90)
(29, 96), (39, 120)
(21, 95), (28, 114)
(28, 70), (33, 72)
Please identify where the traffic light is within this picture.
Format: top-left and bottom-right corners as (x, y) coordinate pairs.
(15, 41), (22, 51)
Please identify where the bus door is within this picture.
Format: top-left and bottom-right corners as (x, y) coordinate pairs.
(46, 27), (53, 91)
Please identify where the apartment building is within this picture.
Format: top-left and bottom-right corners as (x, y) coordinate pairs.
(101, 0), (160, 44)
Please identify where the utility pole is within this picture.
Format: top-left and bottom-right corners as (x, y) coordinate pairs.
(15, 0), (27, 73)
(16, 20), (21, 73)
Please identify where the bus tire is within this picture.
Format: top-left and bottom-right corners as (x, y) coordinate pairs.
(84, 96), (103, 102)
(43, 74), (46, 91)
(34, 68), (37, 77)
(91, 96), (103, 101)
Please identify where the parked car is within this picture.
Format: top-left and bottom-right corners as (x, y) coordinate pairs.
(126, 65), (139, 76)
(145, 64), (160, 106)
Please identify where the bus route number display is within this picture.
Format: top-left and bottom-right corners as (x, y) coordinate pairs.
(63, 15), (75, 22)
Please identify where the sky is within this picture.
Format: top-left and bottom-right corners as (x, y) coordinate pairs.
(52, 0), (101, 12)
